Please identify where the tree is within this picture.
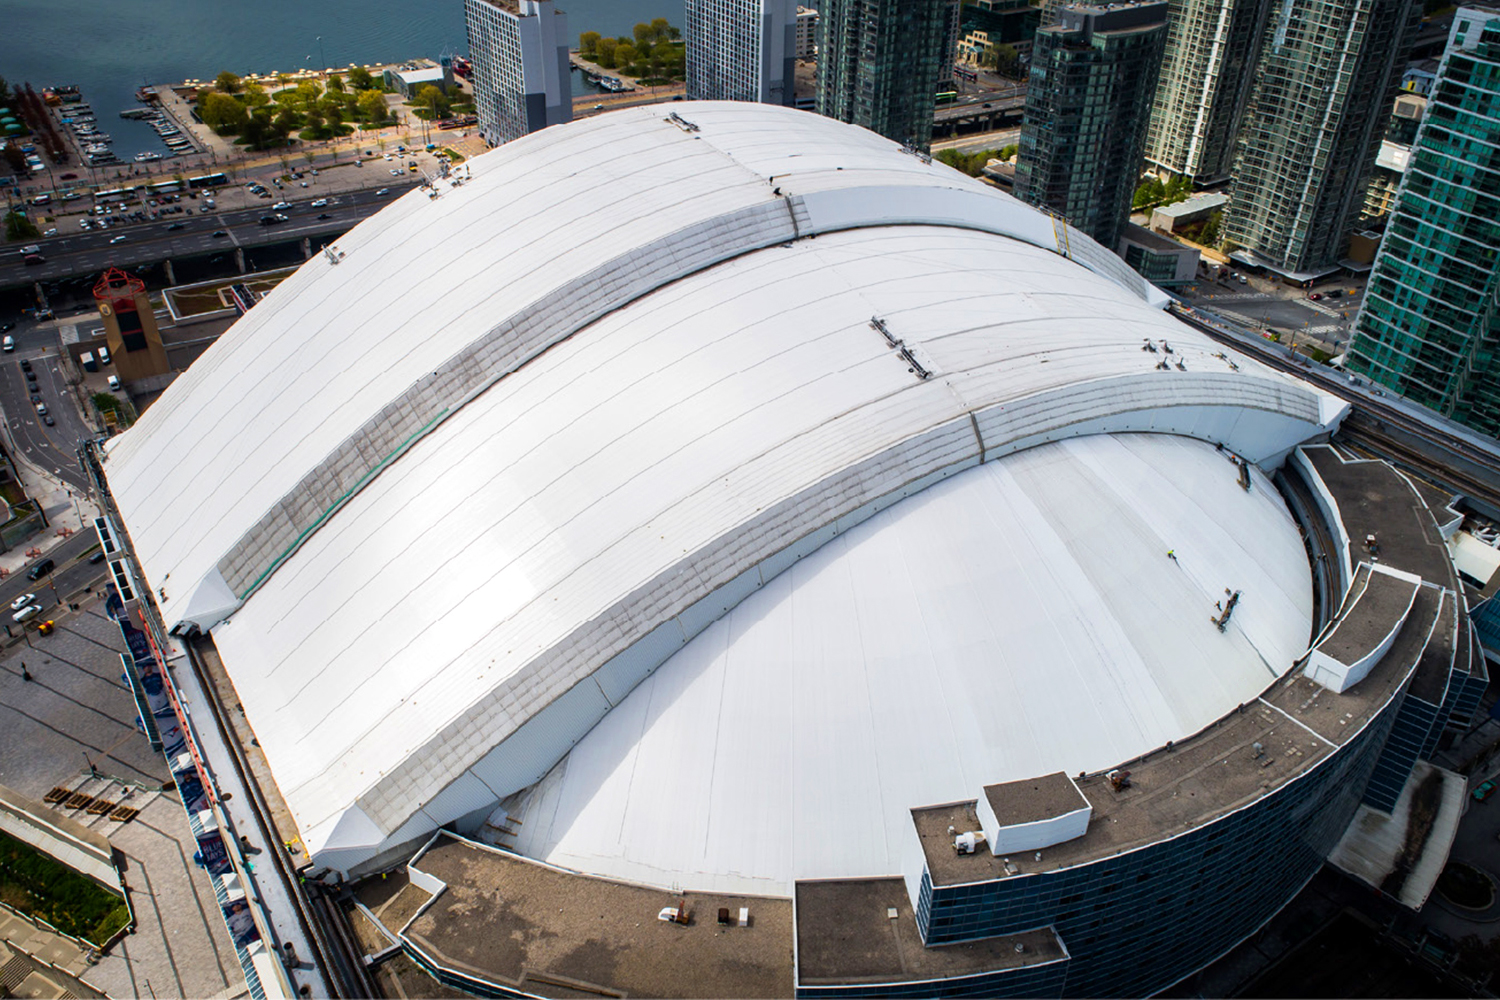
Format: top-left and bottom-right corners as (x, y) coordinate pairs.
(358, 89), (388, 123)
(303, 109), (325, 136)
(580, 31), (601, 57)
(347, 65), (375, 90)
(200, 92), (248, 132)
(650, 18), (671, 40)
(597, 37), (618, 68)
(215, 71), (242, 94)
(1198, 211), (1223, 247)
(303, 149), (317, 166)
(0, 77), (12, 106)
(1, 142), (23, 172)
(297, 80), (323, 106)
(616, 43), (637, 70)
(243, 81), (270, 108)
(273, 108), (299, 138)
(4, 210), (39, 241)
(634, 22), (652, 43)
(326, 73), (345, 93)
(415, 84), (450, 119)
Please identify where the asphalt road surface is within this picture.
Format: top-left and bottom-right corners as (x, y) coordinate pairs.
(0, 531), (106, 634)
(1, 183), (419, 287)
(0, 343), (92, 493)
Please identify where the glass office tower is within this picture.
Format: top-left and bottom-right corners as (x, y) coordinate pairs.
(816, 0), (958, 150)
(1014, 1), (1168, 250)
(1348, 8), (1500, 435)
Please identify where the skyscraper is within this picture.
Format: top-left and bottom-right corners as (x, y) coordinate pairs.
(685, 0), (797, 105)
(1222, 0), (1421, 276)
(1347, 8), (1500, 435)
(1142, 0), (1272, 183)
(464, 0), (571, 146)
(816, 0), (958, 150)
(1014, 1), (1168, 251)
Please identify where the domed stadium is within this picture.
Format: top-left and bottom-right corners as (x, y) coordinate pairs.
(98, 103), (1474, 998)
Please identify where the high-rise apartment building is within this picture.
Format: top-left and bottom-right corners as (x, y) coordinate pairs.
(1014, 1), (1168, 251)
(1223, 0), (1421, 276)
(1347, 8), (1500, 435)
(464, 0), (571, 146)
(685, 0), (797, 104)
(816, 0), (958, 150)
(1142, 0), (1272, 183)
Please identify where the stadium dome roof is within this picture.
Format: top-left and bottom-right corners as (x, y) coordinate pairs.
(103, 102), (1347, 871)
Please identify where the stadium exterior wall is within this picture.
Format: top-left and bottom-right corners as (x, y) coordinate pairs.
(890, 684), (1403, 999)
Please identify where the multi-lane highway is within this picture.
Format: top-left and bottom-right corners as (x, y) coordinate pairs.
(0, 340), (92, 493)
(1, 183), (420, 288)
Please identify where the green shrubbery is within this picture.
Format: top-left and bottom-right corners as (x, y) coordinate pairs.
(0, 831), (130, 945)
(196, 69), (393, 149)
(579, 20), (685, 80)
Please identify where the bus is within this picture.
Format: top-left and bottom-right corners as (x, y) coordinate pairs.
(935, 90), (959, 105)
(436, 115), (478, 130)
(188, 172), (229, 189)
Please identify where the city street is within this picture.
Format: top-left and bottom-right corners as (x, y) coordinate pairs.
(1178, 272), (1368, 356)
(0, 344), (93, 493)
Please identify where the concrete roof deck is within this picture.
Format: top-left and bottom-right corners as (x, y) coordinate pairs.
(403, 835), (793, 999)
(794, 878), (1065, 987)
(983, 772), (1088, 828)
(1314, 569), (1420, 665)
(1409, 591), (1457, 703)
(913, 445), (1452, 886)
(1303, 447), (1454, 584)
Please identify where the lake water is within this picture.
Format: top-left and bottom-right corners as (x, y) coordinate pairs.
(0, 0), (684, 158)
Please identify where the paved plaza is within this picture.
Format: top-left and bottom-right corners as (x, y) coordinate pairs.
(0, 595), (246, 999)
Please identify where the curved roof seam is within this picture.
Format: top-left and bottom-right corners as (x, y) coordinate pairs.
(339, 374), (1331, 835)
(201, 191), (1162, 622)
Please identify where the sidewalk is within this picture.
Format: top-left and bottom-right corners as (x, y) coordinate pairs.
(0, 393), (99, 581)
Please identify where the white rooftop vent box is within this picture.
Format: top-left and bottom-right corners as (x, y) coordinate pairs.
(976, 771), (1091, 854)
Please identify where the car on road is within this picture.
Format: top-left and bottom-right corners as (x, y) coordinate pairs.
(107, 375), (121, 391)
(167, 222), (185, 230)
(213, 230), (228, 237)
(259, 213), (289, 225)
(42, 415), (53, 426)
(375, 188), (389, 195)
(1476, 780), (1497, 802)
(311, 198), (328, 207)
(24, 371), (35, 382)
(25, 558), (53, 581)
(42, 228), (56, 237)
(22, 254), (43, 265)
(109, 235), (127, 244)
(11, 604), (42, 623)
(2, 337), (12, 352)
(35, 403), (46, 415)
(0, 322), (14, 333)
(383, 153), (393, 160)
(8, 593), (35, 612)
(272, 201), (292, 210)
(317, 213), (332, 220)
(88, 551), (107, 565)
(1308, 293), (1323, 300)
(20, 244), (41, 254)
(390, 168), (403, 176)
(27, 393), (39, 404)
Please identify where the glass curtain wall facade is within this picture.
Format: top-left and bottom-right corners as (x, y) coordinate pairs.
(464, 0), (572, 146)
(1224, 0), (1421, 274)
(1347, 9), (1500, 435)
(1143, 0), (1272, 183)
(686, 0), (798, 104)
(816, 0), (959, 150)
(1014, 2), (1168, 251)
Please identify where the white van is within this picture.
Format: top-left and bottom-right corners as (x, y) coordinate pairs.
(11, 604), (41, 623)
(98, 347), (111, 366)
(107, 375), (121, 391)
(2, 336), (12, 352)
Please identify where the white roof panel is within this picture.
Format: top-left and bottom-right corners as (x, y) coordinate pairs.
(512, 433), (1313, 893)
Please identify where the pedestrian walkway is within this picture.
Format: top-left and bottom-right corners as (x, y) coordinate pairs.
(0, 910), (95, 980)
(0, 423), (98, 581)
